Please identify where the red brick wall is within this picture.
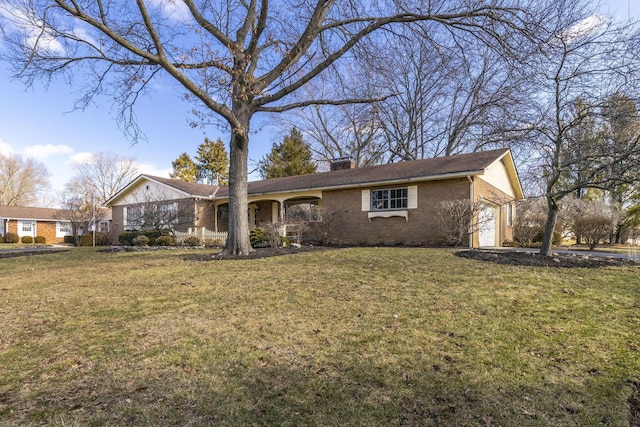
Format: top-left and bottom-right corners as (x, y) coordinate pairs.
(6, 220), (65, 244)
(321, 178), (470, 246)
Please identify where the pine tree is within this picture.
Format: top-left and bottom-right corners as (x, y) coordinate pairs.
(259, 128), (316, 179)
(170, 153), (198, 182)
(195, 138), (229, 185)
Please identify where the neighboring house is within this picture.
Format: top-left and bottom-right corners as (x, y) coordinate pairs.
(0, 205), (112, 244)
(105, 148), (524, 247)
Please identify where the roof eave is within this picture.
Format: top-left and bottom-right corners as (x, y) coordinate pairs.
(216, 169), (486, 200)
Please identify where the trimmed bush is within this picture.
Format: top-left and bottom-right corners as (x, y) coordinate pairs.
(203, 238), (223, 248)
(249, 227), (267, 248)
(119, 230), (168, 245)
(155, 235), (175, 246)
(80, 235), (94, 246)
(64, 235), (76, 245)
(182, 236), (200, 246)
(132, 235), (150, 246)
(21, 236), (34, 244)
(119, 231), (139, 245)
(35, 236), (46, 244)
(4, 232), (19, 244)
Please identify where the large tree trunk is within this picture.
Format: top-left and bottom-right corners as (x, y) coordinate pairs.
(540, 196), (559, 256)
(223, 106), (252, 256)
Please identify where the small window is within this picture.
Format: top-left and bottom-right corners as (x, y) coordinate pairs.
(218, 204), (228, 219)
(507, 203), (513, 227)
(371, 188), (408, 211)
(57, 222), (72, 235)
(22, 222), (32, 233)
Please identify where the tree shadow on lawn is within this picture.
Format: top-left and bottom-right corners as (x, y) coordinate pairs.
(4, 356), (634, 426)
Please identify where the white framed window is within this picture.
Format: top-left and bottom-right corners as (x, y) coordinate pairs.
(18, 221), (35, 237)
(125, 205), (143, 230)
(506, 203), (513, 227)
(56, 221), (72, 237)
(371, 188), (408, 211)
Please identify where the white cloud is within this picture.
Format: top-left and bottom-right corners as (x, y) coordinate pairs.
(0, 3), (65, 54)
(0, 138), (15, 156)
(562, 14), (611, 40)
(148, 0), (192, 22)
(23, 144), (74, 159)
(69, 152), (95, 164)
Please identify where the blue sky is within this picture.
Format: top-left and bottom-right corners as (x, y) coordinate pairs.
(0, 0), (638, 205)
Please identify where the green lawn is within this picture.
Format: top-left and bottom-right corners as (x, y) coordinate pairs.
(1, 247), (638, 426)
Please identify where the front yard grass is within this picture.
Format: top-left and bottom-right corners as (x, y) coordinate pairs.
(0, 247), (638, 426)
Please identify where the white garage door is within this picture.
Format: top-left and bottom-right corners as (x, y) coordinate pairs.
(479, 205), (497, 247)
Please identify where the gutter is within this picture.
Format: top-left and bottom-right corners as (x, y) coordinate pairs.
(468, 175), (474, 249)
(217, 169), (486, 200)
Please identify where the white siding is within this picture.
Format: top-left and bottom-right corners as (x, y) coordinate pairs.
(481, 160), (516, 198)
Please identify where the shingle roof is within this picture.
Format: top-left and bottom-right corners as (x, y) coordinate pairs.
(143, 175), (218, 197)
(0, 205), (67, 221)
(215, 148), (511, 198)
(0, 205), (113, 221)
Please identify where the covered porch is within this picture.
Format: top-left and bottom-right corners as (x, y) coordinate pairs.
(211, 190), (323, 235)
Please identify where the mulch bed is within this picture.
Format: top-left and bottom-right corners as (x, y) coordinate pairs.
(187, 245), (336, 261)
(456, 249), (640, 268)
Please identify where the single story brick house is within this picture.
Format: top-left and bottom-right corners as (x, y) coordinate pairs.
(0, 205), (111, 244)
(106, 149), (523, 247)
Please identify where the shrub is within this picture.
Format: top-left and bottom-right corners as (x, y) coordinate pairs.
(203, 238), (223, 248)
(132, 235), (150, 246)
(35, 236), (46, 244)
(80, 235), (94, 246)
(95, 232), (113, 246)
(4, 232), (19, 243)
(64, 235), (76, 245)
(119, 230), (168, 245)
(261, 222), (283, 247)
(249, 227), (267, 248)
(119, 231), (139, 245)
(574, 215), (614, 250)
(182, 236), (200, 246)
(155, 235), (175, 246)
(21, 236), (34, 244)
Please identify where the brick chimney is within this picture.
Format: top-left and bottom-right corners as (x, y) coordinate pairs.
(330, 157), (355, 171)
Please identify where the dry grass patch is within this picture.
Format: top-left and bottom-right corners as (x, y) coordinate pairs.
(0, 247), (638, 426)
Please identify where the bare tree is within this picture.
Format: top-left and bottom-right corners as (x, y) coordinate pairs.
(71, 152), (138, 205)
(55, 192), (91, 246)
(0, 153), (49, 206)
(1, 0), (552, 255)
(436, 199), (499, 247)
(124, 187), (199, 234)
(526, 12), (640, 256)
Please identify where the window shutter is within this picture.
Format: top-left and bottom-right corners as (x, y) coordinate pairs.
(361, 190), (370, 211)
(408, 186), (418, 209)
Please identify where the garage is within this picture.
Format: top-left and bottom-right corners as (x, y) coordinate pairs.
(479, 204), (497, 247)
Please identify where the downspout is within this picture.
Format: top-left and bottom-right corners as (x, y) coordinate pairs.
(467, 176), (474, 248)
(213, 202), (218, 232)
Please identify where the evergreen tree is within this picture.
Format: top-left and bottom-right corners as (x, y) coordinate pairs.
(259, 128), (317, 179)
(170, 153), (199, 182)
(195, 138), (229, 185)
